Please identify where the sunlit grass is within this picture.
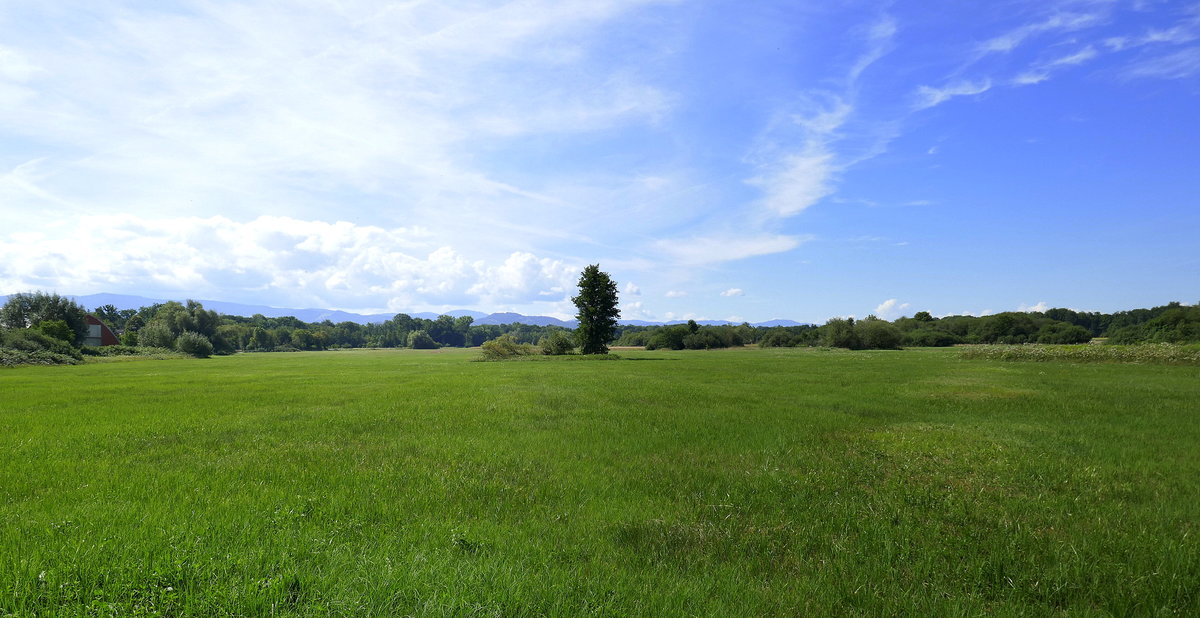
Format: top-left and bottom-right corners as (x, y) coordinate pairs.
(2, 347), (1197, 615)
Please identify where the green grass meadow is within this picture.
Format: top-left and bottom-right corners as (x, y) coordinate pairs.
(2, 348), (1198, 615)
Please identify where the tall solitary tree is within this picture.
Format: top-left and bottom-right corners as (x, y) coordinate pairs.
(572, 264), (620, 354)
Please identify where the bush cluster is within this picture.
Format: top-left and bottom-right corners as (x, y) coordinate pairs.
(539, 330), (575, 355)
(0, 328), (83, 366)
(175, 331), (215, 358)
(479, 334), (537, 360)
(639, 322), (746, 350)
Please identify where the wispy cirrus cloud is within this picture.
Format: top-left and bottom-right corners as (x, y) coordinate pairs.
(978, 10), (1109, 55)
(914, 79), (993, 110)
(1123, 46), (1200, 79)
(654, 234), (809, 267)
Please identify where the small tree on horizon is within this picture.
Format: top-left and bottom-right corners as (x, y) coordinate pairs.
(572, 264), (620, 355)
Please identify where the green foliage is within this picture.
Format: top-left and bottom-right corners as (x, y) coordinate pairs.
(93, 304), (136, 332)
(34, 319), (74, 344)
(539, 330), (575, 355)
(479, 334), (537, 360)
(137, 321), (176, 349)
(646, 325), (687, 350)
(0, 292), (88, 345)
(902, 328), (961, 347)
(407, 330), (439, 349)
(572, 264), (620, 354)
(174, 331), (214, 358)
(821, 317), (862, 349)
(614, 330), (652, 346)
(1106, 304), (1200, 344)
(1034, 321), (1093, 344)
(856, 317), (903, 350)
(79, 345), (145, 357)
(0, 347), (82, 367)
(0, 327), (83, 365)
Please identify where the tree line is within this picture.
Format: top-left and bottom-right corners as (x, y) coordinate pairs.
(2, 289), (1198, 367)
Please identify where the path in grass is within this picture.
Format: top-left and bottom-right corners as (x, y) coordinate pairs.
(2, 348), (1198, 615)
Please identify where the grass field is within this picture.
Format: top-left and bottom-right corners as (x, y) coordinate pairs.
(2, 347), (1198, 616)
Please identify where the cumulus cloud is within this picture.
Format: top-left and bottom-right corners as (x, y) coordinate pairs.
(874, 298), (910, 319)
(467, 252), (577, 303)
(621, 300), (654, 321)
(623, 282), (641, 296)
(1018, 301), (1050, 313)
(0, 215), (578, 312)
(720, 288), (744, 297)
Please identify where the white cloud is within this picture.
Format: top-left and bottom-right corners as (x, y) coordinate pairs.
(979, 12), (1107, 55)
(0, 45), (39, 82)
(1018, 301), (1050, 313)
(654, 234), (808, 266)
(1048, 46), (1099, 68)
(914, 79), (992, 110)
(0, 215), (580, 313)
(720, 288), (744, 297)
(621, 300), (654, 321)
(749, 149), (837, 217)
(1124, 46), (1200, 80)
(0, 0), (674, 231)
(665, 290), (687, 298)
(874, 298), (910, 319)
(747, 97), (853, 218)
(623, 282), (641, 296)
(467, 252), (577, 303)
(1013, 71), (1051, 85)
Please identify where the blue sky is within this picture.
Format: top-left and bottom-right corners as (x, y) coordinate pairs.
(1, 0), (1197, 322)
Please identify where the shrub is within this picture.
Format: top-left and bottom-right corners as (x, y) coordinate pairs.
(856, 319), (903, 350)
(175, 331), (214, 358)
(79, 345), (143, 357)
(480, 334), (536, 360)
(1035, 322), (1093, 344)
(35, 320), (75, 344)
(903, 328), (961, 347)
(540, 330), (575, 355)
(0, 328), (82, 360)
(822, 318), (862, 349)
(138, 321), (176, 349)
(646, 326), (688, 350)
(0, 347), (82, 367)
(614, 331), (651, 346)
(408, 330), (439, 350)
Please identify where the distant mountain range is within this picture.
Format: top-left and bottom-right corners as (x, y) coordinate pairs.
(0, 292), (806, 328)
